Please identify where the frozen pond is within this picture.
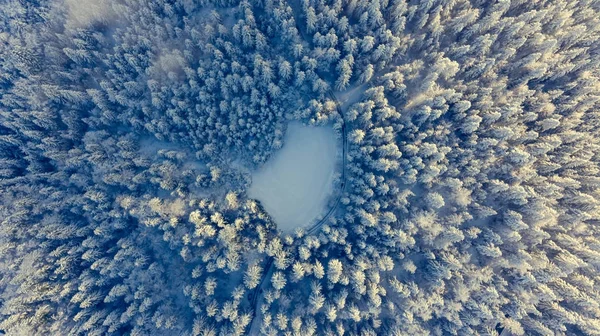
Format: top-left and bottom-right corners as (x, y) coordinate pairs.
(248, 123), (338, 233)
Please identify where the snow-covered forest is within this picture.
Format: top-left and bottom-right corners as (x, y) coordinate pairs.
(1, 0), (600, 335)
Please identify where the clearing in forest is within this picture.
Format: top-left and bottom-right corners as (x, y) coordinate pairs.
(248, 122), (338, 233)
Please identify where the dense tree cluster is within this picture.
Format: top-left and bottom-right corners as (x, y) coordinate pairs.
(1, 0), (600, 335)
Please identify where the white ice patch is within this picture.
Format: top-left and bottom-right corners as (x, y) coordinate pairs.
(248, 122), (337, 233)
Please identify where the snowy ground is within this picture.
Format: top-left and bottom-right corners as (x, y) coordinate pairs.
(334, 82), (369, 110)
(248, 122), (338, 233)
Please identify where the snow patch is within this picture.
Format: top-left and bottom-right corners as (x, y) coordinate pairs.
(64, 0), (116, 28)
(335, 82), (369, 110)
(248, 123), (337, 233)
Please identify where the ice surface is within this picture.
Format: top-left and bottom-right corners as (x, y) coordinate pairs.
(248, 122), (338, 233)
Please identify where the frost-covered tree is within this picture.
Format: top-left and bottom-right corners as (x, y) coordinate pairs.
(2, 0), (600, 335)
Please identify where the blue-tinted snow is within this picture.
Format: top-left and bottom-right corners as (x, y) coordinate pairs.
(248, 122), (337, 233)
